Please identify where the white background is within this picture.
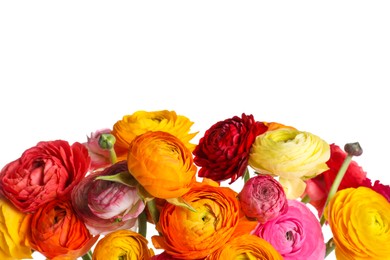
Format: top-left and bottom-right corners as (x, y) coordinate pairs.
(1, 1), (389, 259)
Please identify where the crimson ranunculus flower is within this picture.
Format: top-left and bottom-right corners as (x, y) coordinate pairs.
(193, 113), (267, 183)
(304, 143), (368, 215)
(238, 174), (287, 223)
(0, 140), (90, 213)
(72, 161), (145, 235)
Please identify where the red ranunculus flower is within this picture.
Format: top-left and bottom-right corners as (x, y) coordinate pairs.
(193, 113), (267, 183)
(0, 140), (90, 213)
(304, 143), (368, 215)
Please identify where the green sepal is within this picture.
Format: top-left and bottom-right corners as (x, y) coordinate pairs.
(95, 171), (138, 187)
(166, 197), (197, 212)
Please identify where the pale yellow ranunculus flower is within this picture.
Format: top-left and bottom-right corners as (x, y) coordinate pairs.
(248, 128), (330, 199)
(112, 110), (198, 161)
(325, 187), (390, 260)
(0, 197), (32, 260)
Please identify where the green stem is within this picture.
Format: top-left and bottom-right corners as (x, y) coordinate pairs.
(81, 250), (93, 260)
(320, 155), (353, 225)
(109, 148), (117, 164)
(243, 168), (250, 183)
(147, 199), (160, 225)
(325, 237), (335, 258)
(301, 194), (310, 204)
(138, 211), (147, 237)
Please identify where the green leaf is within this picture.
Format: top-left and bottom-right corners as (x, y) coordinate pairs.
(166, 197), (197, 212)
(95, 171), (138, 187)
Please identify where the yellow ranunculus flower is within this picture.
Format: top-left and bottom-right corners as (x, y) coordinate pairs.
(92, 230), (154, 260)
(112, 110), (198, 160)
(248, 128), (330, 199)
(0, 197), (32, 260)
(205, 234), (283, 260)
(325, 187), (390, 260)
(127, 131), (197, 199)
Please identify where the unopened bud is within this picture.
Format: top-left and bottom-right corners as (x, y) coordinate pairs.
(98, 133), (116, 150)
(344, 142), (363, 156)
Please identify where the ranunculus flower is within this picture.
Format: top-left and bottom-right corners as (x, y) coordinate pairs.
(238, 174), (287, 223)
(362, 178), (390, 202)
(0, 197), (32, 259)
(249, 128), (330, 199)
(112, 110), (197, 161)
(193, 113), (268, 183)
(127, 131), (197, 199)
(0, 140), (90, 213)
(263, 121), (296, 131)
(83, 128), (112, 170)
(29, 199), (98, 260)
(252, 200), (325, 260)
(205, 234), (283, 260)
(92, 229), (154, 260)
(72, 161), (145, 235)
(304, 143), (368, 215)
(325, 187), (390, 259)
(152, 183), (240, 259)
(151, 252), (179, 260)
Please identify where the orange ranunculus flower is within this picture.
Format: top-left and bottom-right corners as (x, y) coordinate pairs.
(92, 230), (154, 260)
(0, 197), (32, 260)
(205, 234), (283, 260)
(29, 199), (98, 260)
(231, 210), (258, 238)
(263, 121), (296, 131)
(112, 110), (197, 160)
(127, 131), (197, 199)
(152, 183), (240, 259)
(325, 187), (390, 259)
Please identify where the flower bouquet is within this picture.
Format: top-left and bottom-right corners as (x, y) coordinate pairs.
(0, 110), (389, 259)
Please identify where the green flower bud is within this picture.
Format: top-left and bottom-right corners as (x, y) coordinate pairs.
(99, 133), (116, 150)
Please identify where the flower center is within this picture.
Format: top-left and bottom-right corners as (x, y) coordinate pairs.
(286, 230), (293, 241)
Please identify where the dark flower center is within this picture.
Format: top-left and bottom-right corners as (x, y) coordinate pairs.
(286, 230), (293, 241)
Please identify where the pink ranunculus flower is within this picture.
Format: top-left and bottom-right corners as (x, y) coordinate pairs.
(252, 200), (325, 260)
(71, 161), (145, 235)
(238, 174), (287, 223)
(151, 252), (180, 260)
(0, 140), (90, 213)
(83, 128), (112, 170)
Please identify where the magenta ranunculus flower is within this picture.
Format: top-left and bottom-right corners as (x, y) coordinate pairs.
(83, 128), (112, 170)
(151, 252), (179, 260)
(238, 174), (287, 223)
(252, 200), (325, 260)
(71, 161), (145, 235)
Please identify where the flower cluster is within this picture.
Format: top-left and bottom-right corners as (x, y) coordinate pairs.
(0, 110), (389, 259)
